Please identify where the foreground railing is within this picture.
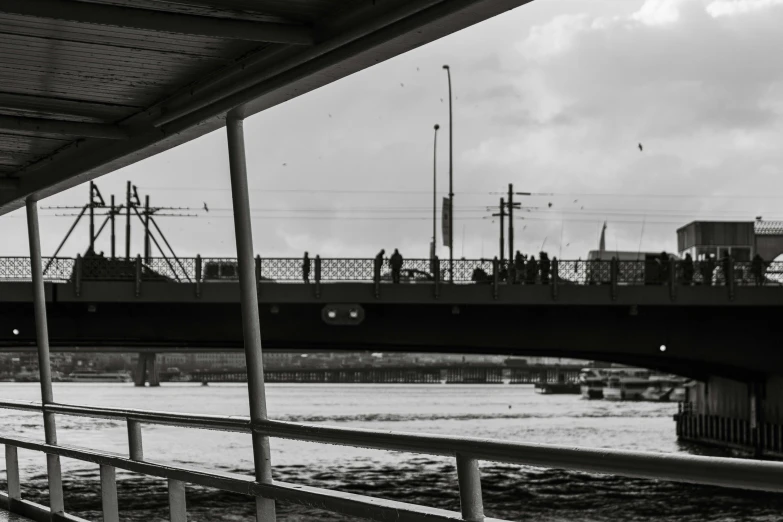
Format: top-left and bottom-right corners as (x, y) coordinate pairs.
(1, 256), (782, 287)
(0, 399), (782, 522)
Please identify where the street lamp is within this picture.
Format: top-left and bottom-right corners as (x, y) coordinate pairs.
(442, 64), (454, 282)
(433, 124), (440, 259)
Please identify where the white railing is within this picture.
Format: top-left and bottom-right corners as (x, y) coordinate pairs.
(1, 398), (782, 522)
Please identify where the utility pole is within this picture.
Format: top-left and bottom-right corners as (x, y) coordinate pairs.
(508, 183), (514, 262)
(491, 198), (505, 262)
(88, 181), (95, 253)
(144, 195), (151, 263)
(110, 195), (116, 259)
(125, 181), (131, 260)
(443, 64), (454, 282)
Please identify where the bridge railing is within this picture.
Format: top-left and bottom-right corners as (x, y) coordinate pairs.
(1, 256), (783, 286)
(0, 398), (782, 522)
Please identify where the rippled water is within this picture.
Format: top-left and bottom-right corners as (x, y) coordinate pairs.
(0, 383), (780, 521)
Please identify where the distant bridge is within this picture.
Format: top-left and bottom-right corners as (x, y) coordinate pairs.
(1, 257), (782, 381)
(180, 365), (584, 385)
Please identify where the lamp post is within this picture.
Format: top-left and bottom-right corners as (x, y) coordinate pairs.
(442, 64), (454, 282)
(433, 124), (440, 257)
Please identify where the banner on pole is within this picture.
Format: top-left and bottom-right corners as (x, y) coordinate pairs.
(442, 197), (451, 248)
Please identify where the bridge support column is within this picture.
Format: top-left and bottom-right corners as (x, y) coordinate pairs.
(134, 353), (160, 387)
(227, 111), (276, 521)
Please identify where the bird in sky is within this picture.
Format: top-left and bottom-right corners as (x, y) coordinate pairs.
(203, 202), (209, 212)
(548, 202), (553, 208)
(283, 163), (287, 166)
(638, 143), (643, 151)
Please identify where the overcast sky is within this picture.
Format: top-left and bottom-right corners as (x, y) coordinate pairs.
(4, 0), (783, 260)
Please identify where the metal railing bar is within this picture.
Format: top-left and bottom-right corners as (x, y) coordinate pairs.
(2, 401), (783, 494)
(0, 436), (505, 522)
(251, 420), (783, 493)
(0, 492), (91, 522)
(0, 400), (252, 432)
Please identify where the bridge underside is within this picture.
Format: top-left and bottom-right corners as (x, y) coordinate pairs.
(0, 301), (777, 381)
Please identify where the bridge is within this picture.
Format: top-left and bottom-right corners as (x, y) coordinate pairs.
(1, 256), (781, 381)
(0, 0), (782, 521)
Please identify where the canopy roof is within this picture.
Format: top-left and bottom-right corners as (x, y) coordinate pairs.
(0, 0), (532, 215)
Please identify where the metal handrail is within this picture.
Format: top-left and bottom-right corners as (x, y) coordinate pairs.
(1, 399), (782, 498)
(1, 256), (782, 286)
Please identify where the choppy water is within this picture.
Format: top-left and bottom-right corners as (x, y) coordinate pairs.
(0, 383), (781, 521)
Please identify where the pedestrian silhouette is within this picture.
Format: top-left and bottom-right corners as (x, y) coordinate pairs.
(390, 249), (403, 284)
(525, 255), (538, 285)
(374, 249), (385, 283)
(658, 251), (669, 285)
(540, 252), (551, 284)
(721, 253), (732, 286)
(682, 253), (694, 286)
(514, 251), (524, 284)
(751, 254), (765, 286)
(302, 252), (311, 284)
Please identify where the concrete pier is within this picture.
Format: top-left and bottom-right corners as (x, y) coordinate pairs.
(676, 375), (783, 458)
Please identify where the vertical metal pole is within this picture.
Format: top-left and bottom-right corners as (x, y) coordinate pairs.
(110, 195), (116, 259)
(125, 181), (131, 260)
(443, 65), (453, 282)
(168, 479), (187, 522)
(456, 454), (484, 522)
(433, 124), (439, 253)
(89, 181), (95, 252)
(508, 184), (514, 263)
(499, 198), (505, 263)
(144, 195), (151, 263)
(226, 111), (276, 521)
(26, 198), (65, 516)
(127, 419), (144, 460)
(5, 445), (20, 500)
(100, 464), (120, 522)
(195, 254), (202, 298)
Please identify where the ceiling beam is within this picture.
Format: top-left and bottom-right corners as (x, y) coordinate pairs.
(0, 115), (129, 140)
(0, 0), (314, 44)
(0, 92), (133, 123)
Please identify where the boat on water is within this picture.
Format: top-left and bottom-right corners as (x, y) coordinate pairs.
(535, 382), (580, 394)
(580, 367), (690, 402)
(68, 370), (133, 383)
(13, 370), (68, 382)
(579, 368), (610, 399)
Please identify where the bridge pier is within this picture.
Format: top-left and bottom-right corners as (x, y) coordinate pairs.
(676, 375), (783, 458)
(134, 353), (160, 387)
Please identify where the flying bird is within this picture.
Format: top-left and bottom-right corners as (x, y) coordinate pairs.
(548, 202), (553, 208)
(400, 83), (404, 87)
(203, 202), (209, 212)
(638, 143), (643, 151)
(282, 163), (287, 166)
(573, 199), (578, 203)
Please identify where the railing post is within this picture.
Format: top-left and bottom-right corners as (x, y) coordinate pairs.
(5, 445), (20, 501)
(25, 198), (65, 517)
(552, 258), (559, 301)
(100, 465), (120, 522)
(456, 454), (484, 522)
(610, 257), (618, 301)
(168, 479), (187, 522)
(135, 254), (142, 297)
(669, 258), (677, 301)
(492, 257), (499, 300)
(255, 255), (262, 289)
(315, 255), (322, 299)
(195, 254), (202, 298)
(127, 419), (144, 460)
(434, 256), (440, 299)
(374, 257), (381, 299)
(74, 253), (82, 297)
(226, 111), (276, 521)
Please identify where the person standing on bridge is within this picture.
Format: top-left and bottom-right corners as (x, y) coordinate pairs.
(390, 249), (404, 284)
(514, 251), (524, 284)
(751, 254), (766, 286)
(682, 253), (694, 286)
(540, 252), (551, 284)
(302, 252), (311, 283)
(525, 255), (538, 284)
(374, 249), (386, 283)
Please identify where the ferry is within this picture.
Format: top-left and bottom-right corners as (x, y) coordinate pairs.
(603, 372), (689, 402)
(603, 374), (652, 401)
(579, 368), (608, 399)
(68, 370), (133, 383)
(640, 376), (689, 402)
